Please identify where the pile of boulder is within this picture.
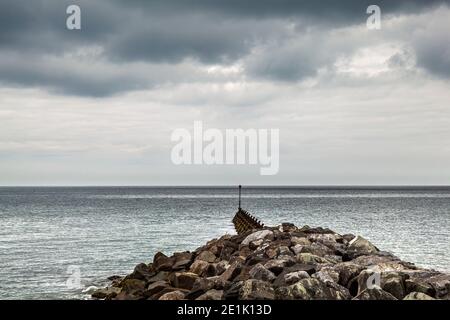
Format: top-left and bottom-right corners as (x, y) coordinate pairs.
(92, 223), (449, 300)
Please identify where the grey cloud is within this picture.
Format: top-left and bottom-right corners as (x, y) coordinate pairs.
(0, 0), (449, 96)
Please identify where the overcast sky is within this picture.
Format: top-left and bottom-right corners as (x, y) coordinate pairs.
(0, 0), (449, 186)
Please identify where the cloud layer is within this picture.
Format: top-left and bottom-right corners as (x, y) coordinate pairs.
(0, 1), (449, 185)
(0, 0), (449, 96)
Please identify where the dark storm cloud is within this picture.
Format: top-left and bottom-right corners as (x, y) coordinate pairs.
(114, 0), (447, 20)
(0, 0), (449, 96)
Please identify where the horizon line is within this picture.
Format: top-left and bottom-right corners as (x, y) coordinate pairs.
(1, 184), (450, 188)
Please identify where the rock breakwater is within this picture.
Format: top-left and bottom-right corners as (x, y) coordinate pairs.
(92, 223), (449, 300)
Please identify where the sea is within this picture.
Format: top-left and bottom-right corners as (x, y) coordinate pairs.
(0, 186), (449, 299)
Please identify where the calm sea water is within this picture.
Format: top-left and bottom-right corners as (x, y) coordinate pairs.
(0, 186), (449, 299)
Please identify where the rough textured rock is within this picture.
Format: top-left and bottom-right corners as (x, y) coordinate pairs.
(284, 271), (310, 285)
(153, 252), (174, 272)
(241, 230), (274, 246)
(189, 260), (210, 276)
(273, 264), (317, 287)
(403, 292), (436, 300)
(350, 269), (407, 299)
(220, 261), (243, 282)
(276, 278), (350, 300)
(240, 279), (275, 300)
(353, 287), (397, 300)
(296, 253), (331, 265)
(159, 290), (186, 300)
(147, 271), (170, 284)
(291, 237), (311, 246)
(264, 257), (296, 275)
(146, 281), (169, 297)
(334, 262), (364, 287)
(94, 223), (449, 301)
(313, 266), (339, 284)
(196, 250), (217, 263)
(196, 289), (224, 300)
(249, 263), (276, 282)
(172, 252), (193, 270)
(126, 263), (155, 281)
(345, 236), (379, 259)
(169, 272), (199, 290)
(92, 287), (121, 299)
(382, 273), (407, 300)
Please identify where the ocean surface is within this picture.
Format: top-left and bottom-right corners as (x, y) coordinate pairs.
(0, 186), (449, 299)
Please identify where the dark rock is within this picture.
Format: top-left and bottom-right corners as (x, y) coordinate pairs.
(333, 262), (364, 287)
(245, 253), (267, 266)
(274, 230), (292, 241)
(342, 234), (356, 243)
(120, 279), (146, 298)
(382, 273), (407, 300)
(153, 252), (174, 271)
(113, 291), (142, 300)
(91, 287), (121, 299)
(276, 245), (294, 258)
(223, 281), (243, 300)
(127, 263), (155, 281)
(215, 261), (229, 275)
(219, 246), (235, 261)
(249, 263), (276, 282)
(147, 271), (170, 284)
(301, 226), (334, 234)
(172, 252), (193, 270)
(353, 270), (407, 299)
(235, 265), (252, 282)
(273, 264), (317, 287)
(196, 289), (224, 300)
(405, 271), (450, 298)
(169, 272), (199, 290)
(146, 281), (169, 297)
(187, 275), (229, 298)
(424, 273), (450, 298)
(276, 278), (350, 300)
(248, 239), (264, 250)
(279, 223), (297, 233)
(264, 257), (296, 275)
(220, 261), (243, 282)
(240, 279), (275, 300)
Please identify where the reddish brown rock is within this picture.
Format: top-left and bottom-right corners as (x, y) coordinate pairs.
(169, 272), (199, 290)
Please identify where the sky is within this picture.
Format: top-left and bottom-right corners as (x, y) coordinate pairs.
(0, 0), (449, 186)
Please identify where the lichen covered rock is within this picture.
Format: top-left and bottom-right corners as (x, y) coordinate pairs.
(92, 223), (449, 300)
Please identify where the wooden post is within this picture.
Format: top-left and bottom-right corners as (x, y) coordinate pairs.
(238, 185), (242, 210)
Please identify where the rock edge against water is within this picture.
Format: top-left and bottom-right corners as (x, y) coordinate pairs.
(92, 223), (449, 300)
